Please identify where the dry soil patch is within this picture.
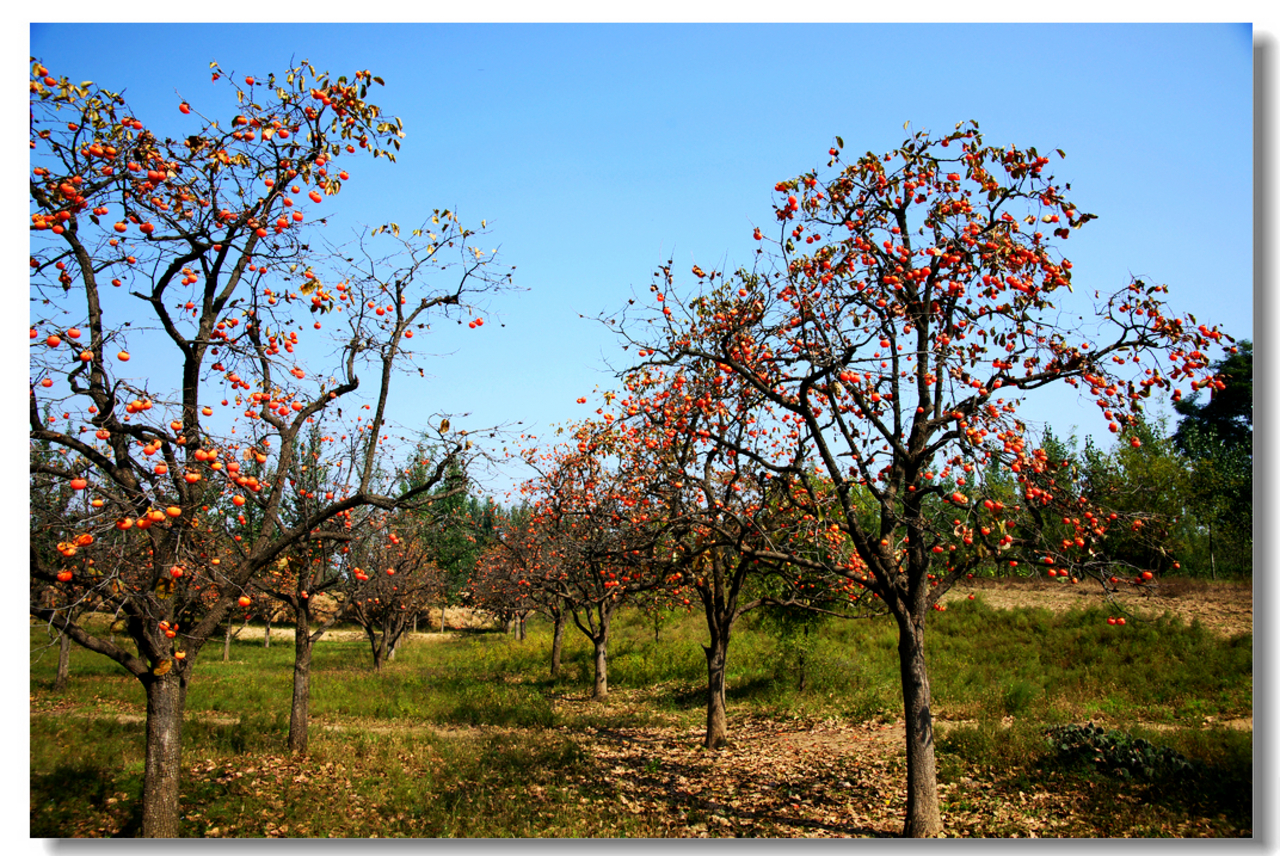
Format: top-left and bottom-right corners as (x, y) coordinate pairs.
(941, 578), (1251, 639)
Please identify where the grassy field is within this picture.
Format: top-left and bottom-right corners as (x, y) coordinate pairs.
(29, 586), (1252, 837)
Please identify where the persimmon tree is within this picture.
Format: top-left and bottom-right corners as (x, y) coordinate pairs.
(251, 425), (357, 752)
(27, 59), (511, 837)
(612, 121), (1234, 836)
(343, 514), (445, 670)
(468, 541), (535, 638)
(475, 505), (576, 673)
(255, 430), (472, 751)
(517, 419), (666, 699)
(30, 432), (111, 690)
(615, 362), (877, 748)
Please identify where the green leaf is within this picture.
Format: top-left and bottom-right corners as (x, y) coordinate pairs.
(835, 135), (844, 149)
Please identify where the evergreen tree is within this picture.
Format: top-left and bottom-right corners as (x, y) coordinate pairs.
(1171, 341), (1252, 576)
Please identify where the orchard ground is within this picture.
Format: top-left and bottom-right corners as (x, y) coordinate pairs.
(942, 576), (1254, 642)
(31, 577), (1251, 837)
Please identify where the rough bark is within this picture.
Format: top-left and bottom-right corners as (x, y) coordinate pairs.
(592, 634), (608, 699)
(288, 609), (313, 754)
(141, 672), (186, 838)
(896, 611), (943, 837)
(550, 609), (565, 676)
(703, 631), (731, 749)
(368, 629), (387, 672)
(54, 631), (71, 691)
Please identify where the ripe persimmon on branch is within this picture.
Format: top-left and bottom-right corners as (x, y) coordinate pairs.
(609, 120), (1234, 837)
(341, 513), (445, 669)
(468, 505), (575, 669)
(27, 58), (512, 838)
(612, 359), (882, 749)
(510, 418), (672, 699)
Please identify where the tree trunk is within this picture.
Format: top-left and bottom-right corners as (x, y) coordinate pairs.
(703, 630), (731, 749)
(141, 672), (186, 837)
(54, 631), (71, 691)
(439, 606), (447, 633)
(895, 612), (943, 837)
(797, 623), (811, 692)
(1208, 519), (1217, 580)
(288, 610), (313, 754)
(516, 614), (526, 641)
(263, 617), (271, 648)
(550, 610), (565, 677)
(223, 621), (232, 662)
(591, 632), (609, 700)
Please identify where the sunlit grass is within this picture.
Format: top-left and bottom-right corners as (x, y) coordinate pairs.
(30, 597), (1251, 837)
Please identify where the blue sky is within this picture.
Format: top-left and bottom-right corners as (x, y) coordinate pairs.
(26, 23), (1256, 501)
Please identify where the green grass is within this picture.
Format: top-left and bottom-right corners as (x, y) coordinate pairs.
(30, 599), (1252, 837)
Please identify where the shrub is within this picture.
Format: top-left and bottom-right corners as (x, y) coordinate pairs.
(1045, 723), (1200, 781)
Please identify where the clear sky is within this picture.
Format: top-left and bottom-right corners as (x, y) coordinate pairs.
(26, 22), (1256, 501)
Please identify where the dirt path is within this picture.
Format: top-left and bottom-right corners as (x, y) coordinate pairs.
(565, 709), (1248, 837)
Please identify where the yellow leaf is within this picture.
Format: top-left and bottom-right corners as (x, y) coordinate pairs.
(153, 659), (172, 676)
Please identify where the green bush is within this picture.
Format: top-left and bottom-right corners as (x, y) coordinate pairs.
(1045, 723), (1199, 781)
